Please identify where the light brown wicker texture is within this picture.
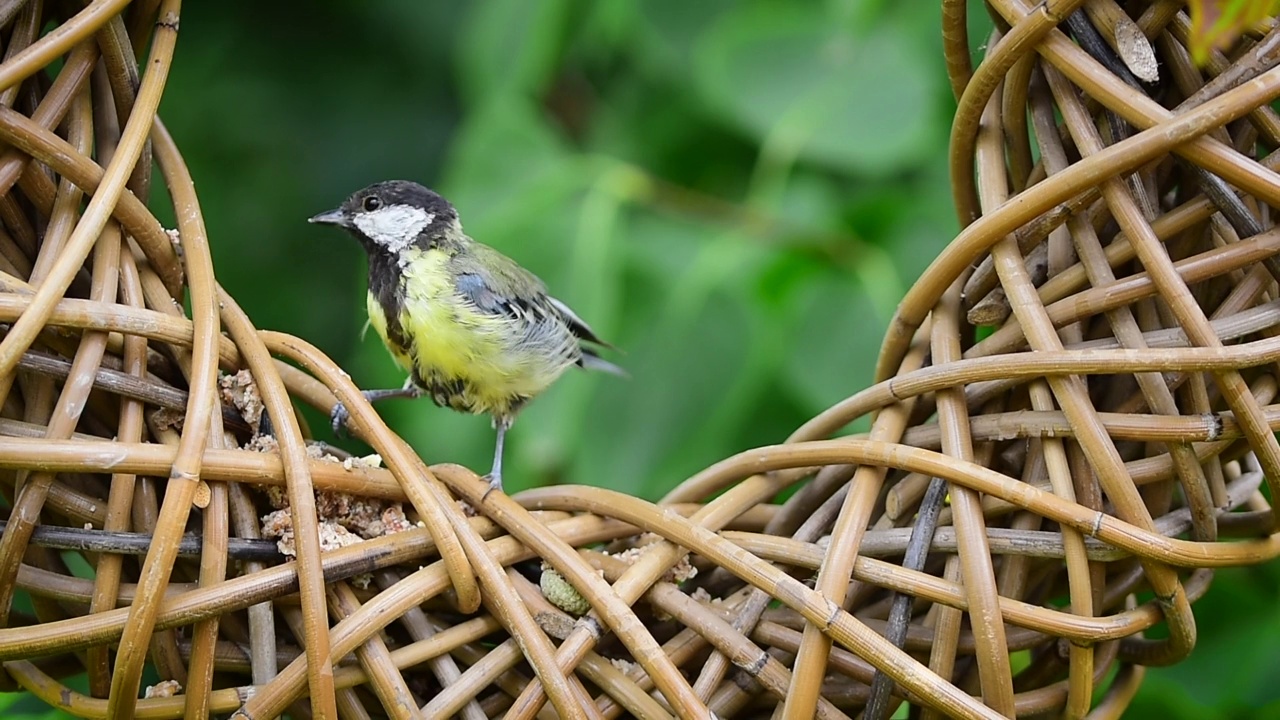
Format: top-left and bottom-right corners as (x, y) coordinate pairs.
(1, 1), (1279, 719)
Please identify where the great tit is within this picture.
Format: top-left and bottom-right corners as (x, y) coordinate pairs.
(309, 180), (622, 493)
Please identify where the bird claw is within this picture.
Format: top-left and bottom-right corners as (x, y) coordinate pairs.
(480, 472), (504, 502)
(329, 402), (352, 438)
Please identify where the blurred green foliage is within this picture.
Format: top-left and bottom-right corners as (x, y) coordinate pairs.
(13, 1), (1279, 717)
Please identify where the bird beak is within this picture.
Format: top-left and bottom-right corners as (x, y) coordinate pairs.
(308, 208), (350, 227)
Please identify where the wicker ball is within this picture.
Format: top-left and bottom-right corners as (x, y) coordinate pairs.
(0, 2), (1278, 719)
(851, 1), (1280, 717)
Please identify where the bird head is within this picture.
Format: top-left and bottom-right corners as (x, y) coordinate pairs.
(309, 180), (461, 256)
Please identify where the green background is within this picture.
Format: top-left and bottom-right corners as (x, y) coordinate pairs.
(10, 1), (1280, 717)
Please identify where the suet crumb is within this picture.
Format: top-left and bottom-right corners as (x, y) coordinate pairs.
(260, 487), (412, 562)
(690, 587), (713, 604)
(165, 227), (184, 264)
(261, 512), (363, 556)
(608, 657), (637, 674)
(256, 439), (408, 543)
(219, 369), (263, 436)
(306, 443), (343, 462)
(246, 433), (279, 454)
(342, 453), (382, 470)
(144, 679), (182, 698)
(609, 536), (697, 585)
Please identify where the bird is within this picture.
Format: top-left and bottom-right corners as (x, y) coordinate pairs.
(309, 180), (622, 493)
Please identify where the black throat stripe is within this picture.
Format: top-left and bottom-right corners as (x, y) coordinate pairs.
(366, 250), (410, 352)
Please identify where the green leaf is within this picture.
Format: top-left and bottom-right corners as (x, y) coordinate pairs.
(457, 0), (572, 102)
(635, 0), (738, 76)
(572, 286), (762, 498)
(847, 161), (958, 286)
(693, 3), (939, 174)
(781, 268), (890, 416)
(505, 168), (632, 483)
(440, 95), (571, 208)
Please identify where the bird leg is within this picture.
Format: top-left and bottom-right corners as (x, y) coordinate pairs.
(330, 381), (423, 435)
(484, 417), (513, 497)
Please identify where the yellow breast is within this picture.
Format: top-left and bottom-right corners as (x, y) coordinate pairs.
(365, 248), (566, 416)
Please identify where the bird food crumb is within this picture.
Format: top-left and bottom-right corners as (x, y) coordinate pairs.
(342, 453), (382, 470)
(219, 369), (264, 437)
(260, 490), (412, 558)
(608, 657), (636, 674)
(144, 679), (182, 698)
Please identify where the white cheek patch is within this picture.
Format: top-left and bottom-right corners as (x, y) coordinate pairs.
(352, 204), (435, 253)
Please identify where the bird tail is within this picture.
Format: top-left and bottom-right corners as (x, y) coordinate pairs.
(579, 350), (628, 378)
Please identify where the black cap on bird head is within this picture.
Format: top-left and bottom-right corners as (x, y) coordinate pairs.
(309, 180), (460, 255)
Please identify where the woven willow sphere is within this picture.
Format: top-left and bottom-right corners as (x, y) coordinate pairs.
(0, 1), (1278, 720)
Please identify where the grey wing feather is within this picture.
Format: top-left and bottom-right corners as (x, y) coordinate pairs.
(453, 272), (513, 317)
(451, 242), (624, 376)
(579, 350), (627, 377)
(547, 296), (613, 348)
(449, 242), (547, 307)
(552, 297), (626, 376)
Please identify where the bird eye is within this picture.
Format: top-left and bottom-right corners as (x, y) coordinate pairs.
(362, 196), (381, 212)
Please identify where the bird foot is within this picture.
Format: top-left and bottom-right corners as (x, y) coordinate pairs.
(329, 402), (352, 437)
(481, 472), (504, 502)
